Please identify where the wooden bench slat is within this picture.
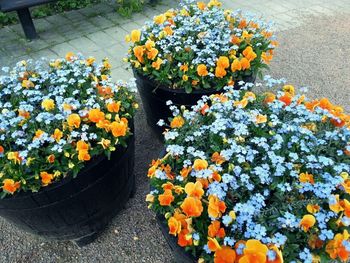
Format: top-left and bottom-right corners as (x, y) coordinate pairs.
(0, 0), (55, 12)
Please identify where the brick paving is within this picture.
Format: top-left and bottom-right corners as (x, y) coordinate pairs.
(1, 0), (350, 80)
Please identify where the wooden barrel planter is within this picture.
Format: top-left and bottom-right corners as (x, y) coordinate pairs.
(134, 70), (255, 139)
(0, 128), (135, 247)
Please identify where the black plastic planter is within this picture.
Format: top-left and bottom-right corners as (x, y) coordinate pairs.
(0, 129), (135, 247)
(156, 214), (196, 263)
(134, 70), (255, 139)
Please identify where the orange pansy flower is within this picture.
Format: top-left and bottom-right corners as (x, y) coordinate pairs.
(238, 19), (247, 29)
(107, 101), (121, 113)
(211, 152), (225, 165)
(231, 59), (241, 72)
(197, 178), (209, 189)
(300, 214), (316, 232)
(299, 172), (314, 184)
(264, 92), (276, 104)
(40, 172), (54, 186)
(242, 46), (257, 62)
(341, 199), (350, 218)
(158, 189), (174, 206)
(170, 116), (185, 128)
(180, 166), (192, 178)
(197, 64), (209, 77)
(110, 120), (128, 137)
(261, 51), (273, 64)
(240, 239), (268, 263)
(208, 237), (222, 252)
(133, 46), (145, 63)
(152, 57), (163, 70)
(163, 26), (173, 35)
(240, 57), (250, 70)
(76, 140), (89, 151)
(193, 159), (208, 171)
(308, 234), (324, 250)
(231, 35), (241, 45)
(78, 150), (91, 161)
(2, 179), (20, 194)
(214, 246), (236, 263)
(67, 113), (81, 128)
(215, 67), (227, 78)
(184, 181), (204, 198)
(342, 179), (350, 194)
(178, 229), (193, 247)
(88, 109), (105, 123)
(47, 154), (55, 163)
(147, 48), (159, 60)
(201, 104), (210, 115)
(52, 128), (63, 142)
(329, 195), (343, 213)
(306, 204), (320, 214)
(278, 92), (293, 106)
(217, 56), (230, 69)
(318, 98), (333, 111)
(168, 216), (182, 236)
(208, 220), (225, 238)
(130, 30), (141, 42)
(208, 195), (226, 218)
(197, 1), (206, 10)
(180, 196), (203, 217)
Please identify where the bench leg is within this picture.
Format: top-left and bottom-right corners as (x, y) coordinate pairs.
(17, 8), (38, 40)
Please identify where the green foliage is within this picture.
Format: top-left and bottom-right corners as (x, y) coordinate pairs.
(0, 12), (17, 26)
(0, 0), (100, 27)
(116, 0), (145, 17)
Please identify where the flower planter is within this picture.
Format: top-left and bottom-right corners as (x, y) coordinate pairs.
(146, 78), (350, 262)
(0, 126), (135, 246)
(134, 70), (255, 138)
(0, 55), (138, 246)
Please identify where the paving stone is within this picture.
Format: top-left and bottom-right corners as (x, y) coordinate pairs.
(87, 31), (117, 47)
(0, 27), (21, 43)
(89, 15), (115, 29)
(30, 49), (59, 61)
(22, 38), (51, 52)
(69, 37), (101, 53)
(50, 42), (79, 57)
(30, 18), (55, 34)
(103, 12), (128, 25)
(104, 26), (129, 43)
(120, 21), (143, 33)
(132, 11), (154, 23)
(142, 6), (161, 18)
(72, 21), (101, 36)
(104, 43), (129, 68)
(110, 66), (133, 81)
(86, 49), (111, 62)
(1, 39), (29, 59)
(36, 30), (67, 46)
(6, 23), (26, 38)
(45, 13), (72, 26)
(55, 24), (84, 40)
(63, 10), (87, 23)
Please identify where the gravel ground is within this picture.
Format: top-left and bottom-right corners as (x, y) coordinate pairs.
(1, 13), (350, 263)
